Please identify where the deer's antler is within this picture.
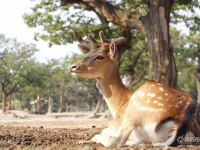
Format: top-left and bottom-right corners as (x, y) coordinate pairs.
(99, 31), (110, 43)
(88, 33), (99, 48)
(88, 31), (127, 47)
(78, 31), (128, 54)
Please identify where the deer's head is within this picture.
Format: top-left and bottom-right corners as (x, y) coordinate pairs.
(70, 31), (127, 79)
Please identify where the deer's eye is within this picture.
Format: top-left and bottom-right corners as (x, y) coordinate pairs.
(95, 56), (104, 61)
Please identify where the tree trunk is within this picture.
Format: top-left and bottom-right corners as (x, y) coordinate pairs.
(2, 93), (7, 113)
(94, 97), (103, 114)
(144, 0), (177, 87)
(197, 46), (200, 103)
(58, 85), (64, 112)
(6, 95), (11, 111)
(47, 96), (52, 114)
(87, 97), (104, 118)
(36, 95), (40, 114)
(197, 73), (200, 103)
(127, 74), (146, 89)
(0, 90), (2, 103)
(1, 93), (11, 113)
(65, 102), (69, 112)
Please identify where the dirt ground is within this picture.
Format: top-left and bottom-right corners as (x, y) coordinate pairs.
(0, 113), (199, 150)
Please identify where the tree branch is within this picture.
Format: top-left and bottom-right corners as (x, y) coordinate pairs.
(118, 29), (132, 57)
(6, 83), (19, 96)
(133, 48), (145, 66)
(61, 0), (145, 32)
(131, 73), (146, 86)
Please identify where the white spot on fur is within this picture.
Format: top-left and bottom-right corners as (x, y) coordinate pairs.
(157, 96), (162, 100)
(165, 93), (169, 96)
(153, 100), (158, 104)
(158, 103), (164, 106)
(159, 87), (164, 92)
(131, 94), (137, 100)
(88, 66), (95, 70)
(179, 101), (183, 104)
(147, 93), (156, 97)
(133, 100), (140, 106)
(138, 92), (145, 97)
(146, 100), (150, 103)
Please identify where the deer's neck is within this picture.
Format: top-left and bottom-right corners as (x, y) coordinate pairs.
(96, 70), (132, 119)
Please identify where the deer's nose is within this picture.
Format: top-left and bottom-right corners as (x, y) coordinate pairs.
(70, 64), (78, 72)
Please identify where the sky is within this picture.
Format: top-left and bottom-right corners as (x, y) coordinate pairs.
(0, 0), (79, 63)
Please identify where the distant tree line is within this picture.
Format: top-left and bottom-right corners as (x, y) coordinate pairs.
(0, 34), (103, 113)
(0, 26), (199, 113)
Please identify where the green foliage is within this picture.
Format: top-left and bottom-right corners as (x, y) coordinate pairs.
(120, 31), (148, 89)
(23, 0), (200, 89)
(0, 37), (100, 112)
(171, 27), (199, 94)
(23, 0), (199, 46)
(7, 0), (198, 111)
(23, 0), (147, 45)
(172, 0), (200, 31)
(61, 54), (101, 110)
(0, 34), (38, 96)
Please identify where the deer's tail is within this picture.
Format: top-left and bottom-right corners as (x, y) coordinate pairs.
(172, 101), (200, 146)
(188, 103), (200, 137)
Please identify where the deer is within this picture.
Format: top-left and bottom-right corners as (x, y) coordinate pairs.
(70, 31), (200, 147)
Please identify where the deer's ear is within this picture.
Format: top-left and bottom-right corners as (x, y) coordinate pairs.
(109, 42), (118, 62)
(78, 44), (91, 54)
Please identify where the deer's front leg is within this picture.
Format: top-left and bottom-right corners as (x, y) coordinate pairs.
(91, 122), (134, 147)
(91, 127), (119, 147)
(116, 125), (135, 147)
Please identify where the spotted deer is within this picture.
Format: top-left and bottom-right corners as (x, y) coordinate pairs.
(70, 31), (200, 147)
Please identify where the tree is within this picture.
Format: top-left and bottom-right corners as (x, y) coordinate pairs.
(62, 54), (102, 111)
(24, 0), (200, 87)
(24, 62), (52, 113)
(187, 31), (200, 103)
(0, 34), (38, 112)
(170, 27), (200, 101)
(187, 30), (200, 103)
(120, 31), (148, 89)
(49, 59), (70, 112)
(23, 59), (69, 113)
